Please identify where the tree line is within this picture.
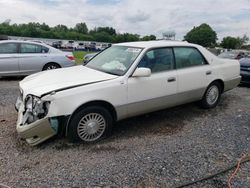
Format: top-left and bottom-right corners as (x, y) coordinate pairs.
(0, 22), (156, 43)
(0, 21), (249, 49)
(184, 23), (249, 49)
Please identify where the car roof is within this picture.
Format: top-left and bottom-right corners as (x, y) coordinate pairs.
(0, 39), (57, 50)
(0, 40), (47, 45)
(114, 40), (199, 49)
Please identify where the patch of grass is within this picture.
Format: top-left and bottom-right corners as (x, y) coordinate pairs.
(73, 51), (96, 64)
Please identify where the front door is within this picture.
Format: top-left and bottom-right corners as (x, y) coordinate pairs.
(127, 47), (178, 117)
(0, 42), (19, 75)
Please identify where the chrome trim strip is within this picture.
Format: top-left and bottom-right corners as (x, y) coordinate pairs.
(0, 56), (19, 59)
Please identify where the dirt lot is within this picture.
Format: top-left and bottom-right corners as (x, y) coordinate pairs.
(0, 78), (249, 188)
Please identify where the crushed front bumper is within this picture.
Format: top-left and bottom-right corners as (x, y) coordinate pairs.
(16, 98), (57, 146)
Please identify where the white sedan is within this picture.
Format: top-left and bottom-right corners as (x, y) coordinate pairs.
(15, 41), (241, 145)
(0, 40), (76, 76)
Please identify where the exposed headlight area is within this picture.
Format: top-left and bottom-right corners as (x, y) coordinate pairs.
(22, 95), (50, 125)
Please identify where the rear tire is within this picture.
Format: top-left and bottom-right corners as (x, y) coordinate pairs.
(200, 82), (222, 109)
(67, 106), (113, 143)
(43, 63), (61, 71)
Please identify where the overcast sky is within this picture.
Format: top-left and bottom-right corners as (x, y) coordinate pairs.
(0, 0), (250, 40)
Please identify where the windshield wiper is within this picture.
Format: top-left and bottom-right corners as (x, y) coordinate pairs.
(102, 70), (121, 76)
(86, 65), (121, 76)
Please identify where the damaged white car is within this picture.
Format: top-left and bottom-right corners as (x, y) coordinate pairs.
(15, 41), (241, 146)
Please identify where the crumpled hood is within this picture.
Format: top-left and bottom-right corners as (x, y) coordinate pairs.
(20, 65), (118, 97)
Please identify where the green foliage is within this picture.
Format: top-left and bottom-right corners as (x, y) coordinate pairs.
(92, 32), (113, 42)
(74, 23), (88, 34)
(1, 21), (249, 49)
(220, 35), (249, 49)
(220, 36), (240, 49)
(90, 27), (116, 36)
(184, 23), (217, 47)
(238, 34), (249, 47)
(40, 23), (50, 31)
(241, 44), (250, 50)
(53, 24), (69, 32)
(141, 35), (156, 41)
(114, 33), (140, 43)
(73, 51), (94, 64)
(0, 22), (151, 43)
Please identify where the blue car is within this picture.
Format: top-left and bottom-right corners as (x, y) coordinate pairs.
(240, 58), (250, 84)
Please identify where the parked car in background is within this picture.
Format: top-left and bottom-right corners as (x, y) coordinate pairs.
(52, 41), (62, 49)
(0, 35), (8, 40)
(62, 40), (75, 49)
(15, 41), (241, 146)
(95, 43), (109, 51)
(83, 52), (98, 64)
(0, 40), (76, 76)
(218, 51), (248, 59)
(75, 43), (85, 51)
(85, 42), (96, 51)
(239, 58), (250, 84)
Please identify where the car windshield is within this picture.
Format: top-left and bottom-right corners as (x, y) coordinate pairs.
(86, 46), (142, 76)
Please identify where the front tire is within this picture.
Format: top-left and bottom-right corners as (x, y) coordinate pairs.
(200, 82), (222, 109)
(67, 106), (113, 143)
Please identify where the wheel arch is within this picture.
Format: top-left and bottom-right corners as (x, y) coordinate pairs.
(65, 100), (117, 136)
(209, 79), (224, 93)
(42, 62), (61, 70)
(200, 79), (224, 109)
(201, 79), (224, 100)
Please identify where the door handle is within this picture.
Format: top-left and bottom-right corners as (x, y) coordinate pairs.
(206, 70), (212, 75)
(168, 77), (176, 82)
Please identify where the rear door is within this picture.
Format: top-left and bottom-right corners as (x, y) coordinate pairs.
(18, 43), (49, 74)
(174, 47), (212, 101)
(0, 42), (19, 75)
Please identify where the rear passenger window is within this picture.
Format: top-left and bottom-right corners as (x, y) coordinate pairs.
(0, 43), (18, 54)
(138, 48), (174, 73)
(41, 46), (49, 53)
(174, 47), (207, 69)
(20, 43), (49, 53)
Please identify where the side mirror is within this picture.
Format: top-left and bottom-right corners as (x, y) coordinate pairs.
(82, 60), (88, 65)
(132, 68), (151, 77)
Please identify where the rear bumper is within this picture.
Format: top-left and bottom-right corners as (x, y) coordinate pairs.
(224, 76), (241, 92)
(240, 71), (250, 84)
(62, 60), (77, 67)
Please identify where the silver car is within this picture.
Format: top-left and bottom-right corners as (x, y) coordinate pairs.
(0, 40), (76, 76)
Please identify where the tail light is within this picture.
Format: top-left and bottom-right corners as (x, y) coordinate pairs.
(66, 54), (75, 61)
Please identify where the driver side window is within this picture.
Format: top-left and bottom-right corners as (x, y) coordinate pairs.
(138, 48), (174, 73)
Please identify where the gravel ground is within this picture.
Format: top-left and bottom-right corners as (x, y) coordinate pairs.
(0, 78), (249, 188)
